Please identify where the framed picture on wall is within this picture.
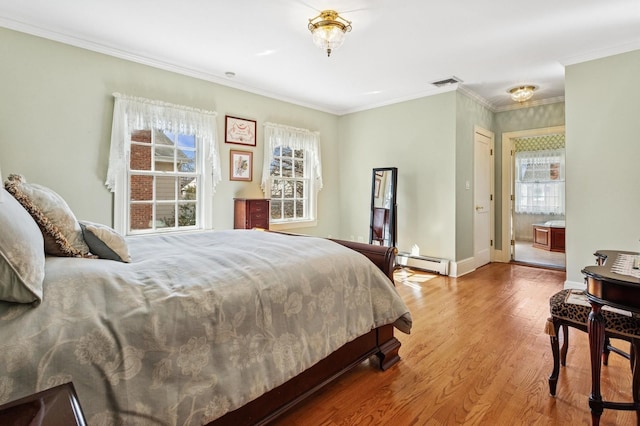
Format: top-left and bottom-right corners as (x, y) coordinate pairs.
(225, 115), (257, 146)
(230, 150), (253, 181)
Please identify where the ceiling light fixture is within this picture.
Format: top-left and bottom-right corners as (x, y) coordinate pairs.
(308, 10), (352, 57)
(508, 85), (537, 103)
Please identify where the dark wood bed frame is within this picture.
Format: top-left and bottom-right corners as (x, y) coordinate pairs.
(211, 238), (401, 425)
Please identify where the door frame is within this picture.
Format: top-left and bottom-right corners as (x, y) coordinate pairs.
(499, 125), (565, 262)
(474, 126), (494, 267)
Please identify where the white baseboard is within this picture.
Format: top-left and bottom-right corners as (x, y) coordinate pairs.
(450, 257), (475, 277)
(436, 250), (568, 279)
(396, 252), (449, 275)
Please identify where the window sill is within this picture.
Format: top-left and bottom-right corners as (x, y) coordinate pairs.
(270, 219), (317, 231)
(127, 228), (215, 238)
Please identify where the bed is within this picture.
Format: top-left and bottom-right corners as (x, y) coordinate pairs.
(0, 181), (412, 425)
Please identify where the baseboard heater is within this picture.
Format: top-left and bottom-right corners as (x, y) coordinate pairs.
(396, 252), (449, 275)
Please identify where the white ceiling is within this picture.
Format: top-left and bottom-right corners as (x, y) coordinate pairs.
(1, 0), (639, 115)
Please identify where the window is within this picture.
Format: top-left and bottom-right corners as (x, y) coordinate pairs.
(515, 149), (565, 215)
(262, 123), (322, 228)
(106, 93), (220, 235)
(128, 129), (199, 232)
(269, 146), (309, 221)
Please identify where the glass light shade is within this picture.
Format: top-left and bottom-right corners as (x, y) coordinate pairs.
(308, 10), (351, 57)
(311, 26), (347, 51)
(509, 86), (536, 103)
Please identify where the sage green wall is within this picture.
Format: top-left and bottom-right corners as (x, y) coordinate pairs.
(9, 26), (630, 277)
(565, 49), (640, 285)
(338, 93), (458, 261)
(455, 92), (494, 261)
(0, 28), (340, 237)
(493, 102), (566, 250)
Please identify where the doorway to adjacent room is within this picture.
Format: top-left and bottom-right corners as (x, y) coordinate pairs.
(501, 126), (566, 270)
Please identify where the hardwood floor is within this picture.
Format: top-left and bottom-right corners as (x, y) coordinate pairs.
(276, 263), (637, 425)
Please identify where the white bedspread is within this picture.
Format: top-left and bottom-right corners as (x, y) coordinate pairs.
(0, 230), (411, 425)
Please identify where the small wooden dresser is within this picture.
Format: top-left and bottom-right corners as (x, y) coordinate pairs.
(234, 198), (270, 230)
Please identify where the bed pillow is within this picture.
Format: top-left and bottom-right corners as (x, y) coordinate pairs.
(80, 220), (131, 262)
(0, 186), (45, 304)
(4, 174), (90, 257)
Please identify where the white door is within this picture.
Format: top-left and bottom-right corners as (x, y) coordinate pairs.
(474, 128), (494, 268)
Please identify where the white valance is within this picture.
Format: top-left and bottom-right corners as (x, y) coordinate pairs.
(106, 93), (221, 192)
(261, 122), (323, 191)
(515, 149), (565, 183)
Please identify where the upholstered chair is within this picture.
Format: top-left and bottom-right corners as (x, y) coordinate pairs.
(546, 289), (640, 396)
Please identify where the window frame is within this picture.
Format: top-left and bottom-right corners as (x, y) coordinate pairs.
(267, 146), (316, 228)
(124, 130), (206, 234)
(262, 123), (322, 230)
(107, 94), (219, 236)
(113, 129), (214, 235)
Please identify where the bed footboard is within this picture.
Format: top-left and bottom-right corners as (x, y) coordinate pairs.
(330, 238), (397, 282)
(265, 230), (397, 282)
(211, 235), (401, 426)
(329, 239), (401, 369)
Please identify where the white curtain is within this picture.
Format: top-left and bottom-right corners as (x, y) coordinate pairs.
(515, 149), (565, 214)
(106, 93), (221, 192)
(261, 122), (322, 192)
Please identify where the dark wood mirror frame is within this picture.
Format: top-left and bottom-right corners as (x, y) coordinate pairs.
(369, 167), (397, 247)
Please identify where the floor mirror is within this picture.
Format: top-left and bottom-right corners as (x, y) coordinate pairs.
(369, 167), (397, 247)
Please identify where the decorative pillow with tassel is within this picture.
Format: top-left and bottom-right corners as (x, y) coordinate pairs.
(4, 174), (90, 257)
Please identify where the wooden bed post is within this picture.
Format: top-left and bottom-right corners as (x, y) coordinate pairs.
(376, 324), (402, 370)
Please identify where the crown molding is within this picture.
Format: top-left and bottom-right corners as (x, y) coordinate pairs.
(0, 17), (342, 115)
(493, 96), (565, 113)
(457, 86), (495, 111)
(0, 16), (569, 116)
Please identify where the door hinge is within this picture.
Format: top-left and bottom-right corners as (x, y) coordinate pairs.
(490, 239), (494, 246)
(490, 148), (493, 156)
(511, 239), (515, 246)
(490, 194), (493, 201)
(511, 194), (514, 201)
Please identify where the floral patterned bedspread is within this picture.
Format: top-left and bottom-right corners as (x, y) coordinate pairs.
(0, 230), (411, 425)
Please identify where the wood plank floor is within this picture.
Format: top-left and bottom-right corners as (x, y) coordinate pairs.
(276, 263), (637, 425)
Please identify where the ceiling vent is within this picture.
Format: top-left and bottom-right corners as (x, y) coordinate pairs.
(431, 76), (462, 87)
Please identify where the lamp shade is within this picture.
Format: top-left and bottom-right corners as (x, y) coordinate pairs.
(509, 85), (536, 103)
(308, 10), (352, 57)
